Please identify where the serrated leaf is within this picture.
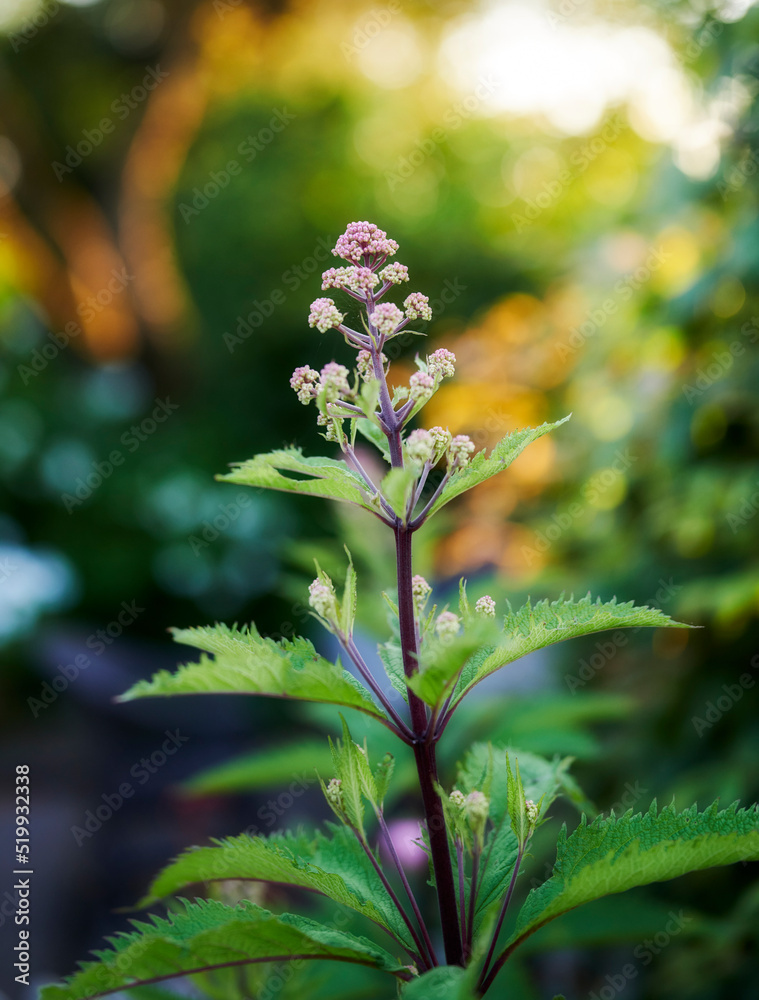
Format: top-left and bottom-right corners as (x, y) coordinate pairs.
(217, 448), (373, 509)
(40, 898), (405, 1000)
(451, 594), (691, 709)
(378, 642), (409, 702)
(333, 716), (377, 833)
(506, 800), (759, 957)
(178, 741), (333, 796)
(406, 621), (503, 709)
(427, 417), (571, 517)
(137, 824), (414, 948)
(117, 624), (389, 725)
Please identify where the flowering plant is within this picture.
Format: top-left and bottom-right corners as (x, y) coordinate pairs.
(45, 223), (759, 1000)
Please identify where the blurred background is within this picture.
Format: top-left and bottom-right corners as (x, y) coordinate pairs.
(0, 0), (758, 996)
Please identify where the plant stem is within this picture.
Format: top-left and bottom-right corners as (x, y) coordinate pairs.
(396, 523), (464, 966)
(351, 825), (432, 971)
(456, 837), (467, 949)
(478, 843), (524, 992)
(377, 811), (438, 968)
(467, 841), (481, 959)
(343, 635), (415, 742)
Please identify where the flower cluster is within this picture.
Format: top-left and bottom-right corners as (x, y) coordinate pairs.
(412, 574), (432, 614)
(448, 434), (475, 468)
(289, 365), (320, 404)
(321, 266), (379, 296)
(309, 578), (337, 620)
(308, 297), (344, 333)
(370, 303), (404, 338)
(428, 348), (456, 381)
(380, 262), (409, 285)
(404, 292), (432, 322)
(357, 349), (386, 381)
(409, 371), (434, 400)
(333, 221), (399, 264)
(406, 428), (435, 464)
(475, 595), (496, 617)
(435, 611), (460, 640)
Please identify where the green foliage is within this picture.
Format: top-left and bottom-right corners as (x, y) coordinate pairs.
(137, 824), (414, 947)
(450, 594), (690, 708)
(377, 641), (409, 702)
(326, 717), (378, 836)
(117, 624), (389, 724)
(456, 745), (570, 930)
(406, 622), (502, 709)
(427, 418), (571, 517)
(507, 800), (759, 955)
(40, 898), (405, 1000)
(400, 964), (479, 999)
(217, 448), (375, 511)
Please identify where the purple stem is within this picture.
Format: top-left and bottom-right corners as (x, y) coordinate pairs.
(377, 811), (438, 968)
(350, 824), (433, 972)
(478, 844), (525, 992)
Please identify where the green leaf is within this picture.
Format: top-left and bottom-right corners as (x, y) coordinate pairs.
(459, 745), (568, 930)
(217, 448), (373, 509)
(378, 641), (409, 702)
(40, 898), (405, 1000)
(451, 594), (691, 708)
(137, 823), (414, 948)
(374, 753), (395, 806)
(427, 417), (571, 517)
(340, 549), (358, 638)
(406, 621), (503, 709)
(327, 717), (378, 835)
(117, 624), (389, 725)
(506, 800), (759, 956)
(400, 964), (480, 1000)
(381, 467), (416, 517)
(178, 741), (333, 796)
(356, 418), (391, 462)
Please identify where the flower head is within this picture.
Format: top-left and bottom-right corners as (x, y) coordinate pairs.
(289, 365), (320, 404)
(404, 293), (432, 322)
(409, 371), (434, 401)
(325, 778), (343, 808)
(428, 348), (456, 380)
(333, 222), (399, 264)
(434, 610), (460, 641)
(448, 434), (475, 468)
(475, 595), (496, 617)
(321, 266), (379, 296)
(525, 799), (540, 826)
(406, 428), (435, 464)
(319, 362), (350, 402)
(356, 349), (387, 382)
(412, 574), (432, 614)
(370, 303), (404, 338)
(308, 578), (337, 619)
(308, 297), (344, 333)
(428, 426), (452, 463)
(380, 262), (409, 285)
(464, 790), (490, 839)
(449, 789), (466, 809)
